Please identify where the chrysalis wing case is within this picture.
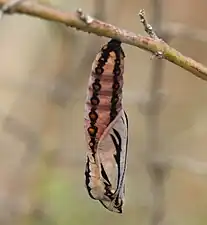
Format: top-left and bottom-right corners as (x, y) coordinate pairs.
(84, 39), (128, 213)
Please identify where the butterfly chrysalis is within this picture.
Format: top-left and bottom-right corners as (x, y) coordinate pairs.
(84, 39), (128, 213)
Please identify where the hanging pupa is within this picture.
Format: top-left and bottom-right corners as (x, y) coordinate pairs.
(84, 39), (128, 213)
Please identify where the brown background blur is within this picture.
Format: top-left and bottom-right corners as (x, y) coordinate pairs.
(0, 0), (207, 224)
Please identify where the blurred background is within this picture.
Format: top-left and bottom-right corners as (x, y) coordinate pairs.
(0, 0), (207, 224)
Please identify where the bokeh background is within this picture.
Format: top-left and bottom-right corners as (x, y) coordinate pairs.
(0, 0), (207, 224)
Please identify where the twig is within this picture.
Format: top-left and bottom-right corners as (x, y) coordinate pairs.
(139, 9), (159, 40)
(139, 9), (163, 59)
(0, 0), (205, 80)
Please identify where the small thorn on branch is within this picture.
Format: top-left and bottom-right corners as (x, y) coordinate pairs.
(76, 8), (93, 25)
(150, 51), (163, 60)
(139, 9), (164, 59)
(0, 0), (26, 20)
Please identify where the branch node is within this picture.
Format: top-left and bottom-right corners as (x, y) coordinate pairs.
(76, 8), (93, 25)
(150, 51), (163, 60)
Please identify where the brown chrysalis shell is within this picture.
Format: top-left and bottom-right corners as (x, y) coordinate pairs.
(84, 39), (128, 213)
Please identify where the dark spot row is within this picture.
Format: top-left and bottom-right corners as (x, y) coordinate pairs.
(110, 49), (122, 122)
(88, 43), (112, 151)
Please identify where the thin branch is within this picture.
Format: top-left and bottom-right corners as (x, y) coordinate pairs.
(163, 22), (207, 43)
(144, 154), (207, 176)
(93, 0), (106, 21)
(139, 9), (163, 59)
(139, 9), (159, 40)
(142, 1), (167, 225)
(52, 0), (108, 107)
(168, 155), (207, 176)
(0, 1), (206, 81)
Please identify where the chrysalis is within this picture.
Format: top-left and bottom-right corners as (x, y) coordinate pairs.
(84, 39), (128, 213)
